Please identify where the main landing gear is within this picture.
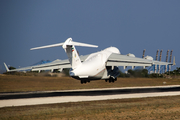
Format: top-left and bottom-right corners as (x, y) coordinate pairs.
(105, 77), (117, 83)
(81, 80), (90, 84)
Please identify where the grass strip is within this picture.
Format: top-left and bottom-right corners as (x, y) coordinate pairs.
(0, 75), (180, 92)
(0, 95), (180, 120)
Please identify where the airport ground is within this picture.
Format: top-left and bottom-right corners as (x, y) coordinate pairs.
(0, 75), (180, 119)
(0, 96), (180, 120)
(0, 75), (180, 92)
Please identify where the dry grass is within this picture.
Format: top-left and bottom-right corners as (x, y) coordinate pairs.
(0, 96), (180, 120)
(0, 75), (180, 92)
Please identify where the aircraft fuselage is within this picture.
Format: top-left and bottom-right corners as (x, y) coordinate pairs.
(69, 47), (120, 83)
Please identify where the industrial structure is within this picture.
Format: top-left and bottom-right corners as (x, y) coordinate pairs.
(146, 49), (174, 74)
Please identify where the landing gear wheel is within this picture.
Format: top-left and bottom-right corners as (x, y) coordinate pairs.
(109, 77), (115, 83)
(81, 80), (88, 84)
(109, 80), (111, 83)
(81, 80), (83, 84)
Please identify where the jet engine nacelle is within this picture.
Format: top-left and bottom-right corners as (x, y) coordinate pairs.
(144, 56), (153, 60)
(127, 53), (135, 57)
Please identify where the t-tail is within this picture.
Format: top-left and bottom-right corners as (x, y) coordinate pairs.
(64, 45), (81, 69)
(30, 38), (98, 69)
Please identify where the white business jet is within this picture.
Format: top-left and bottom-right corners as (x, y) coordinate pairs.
(4, 38), (175, 84)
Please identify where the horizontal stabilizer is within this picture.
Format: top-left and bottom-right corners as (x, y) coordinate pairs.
(30, 38), (98, 50)
(30, 43), (64, 50)
(70, 41), (98, 48)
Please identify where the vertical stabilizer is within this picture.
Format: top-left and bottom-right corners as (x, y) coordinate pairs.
(62, 38), (98, 69)
(4, 63), (9, 72)
(64, 45), (82, 69)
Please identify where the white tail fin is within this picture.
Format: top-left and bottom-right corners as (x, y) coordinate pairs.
(65, 45), (81, 69)
(4, 63), (9, 72)
(30, 38), (98, 69)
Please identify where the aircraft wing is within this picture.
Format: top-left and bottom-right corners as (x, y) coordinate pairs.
(4, 55), (89, 72)
(106, 53), (173, 68)
(4, 59), (70, 72)
(31, 59), (71, 72)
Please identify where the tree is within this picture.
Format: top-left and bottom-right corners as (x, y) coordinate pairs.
(142, 69), (148, 77)
(9, 66), (16, 70)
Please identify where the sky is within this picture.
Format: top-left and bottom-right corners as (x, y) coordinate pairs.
(0, 0), (180, 73)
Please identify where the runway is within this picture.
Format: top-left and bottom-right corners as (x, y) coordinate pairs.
(0, 85), (180, 108)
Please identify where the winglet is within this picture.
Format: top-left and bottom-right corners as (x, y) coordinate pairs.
(4, 63), (9, 72)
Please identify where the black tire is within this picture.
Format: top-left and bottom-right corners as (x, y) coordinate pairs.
(81, 80), (83, 84)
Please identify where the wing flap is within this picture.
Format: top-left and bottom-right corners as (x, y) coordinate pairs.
(107, 53), (172, 67)
(107, 61), (152, 67)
